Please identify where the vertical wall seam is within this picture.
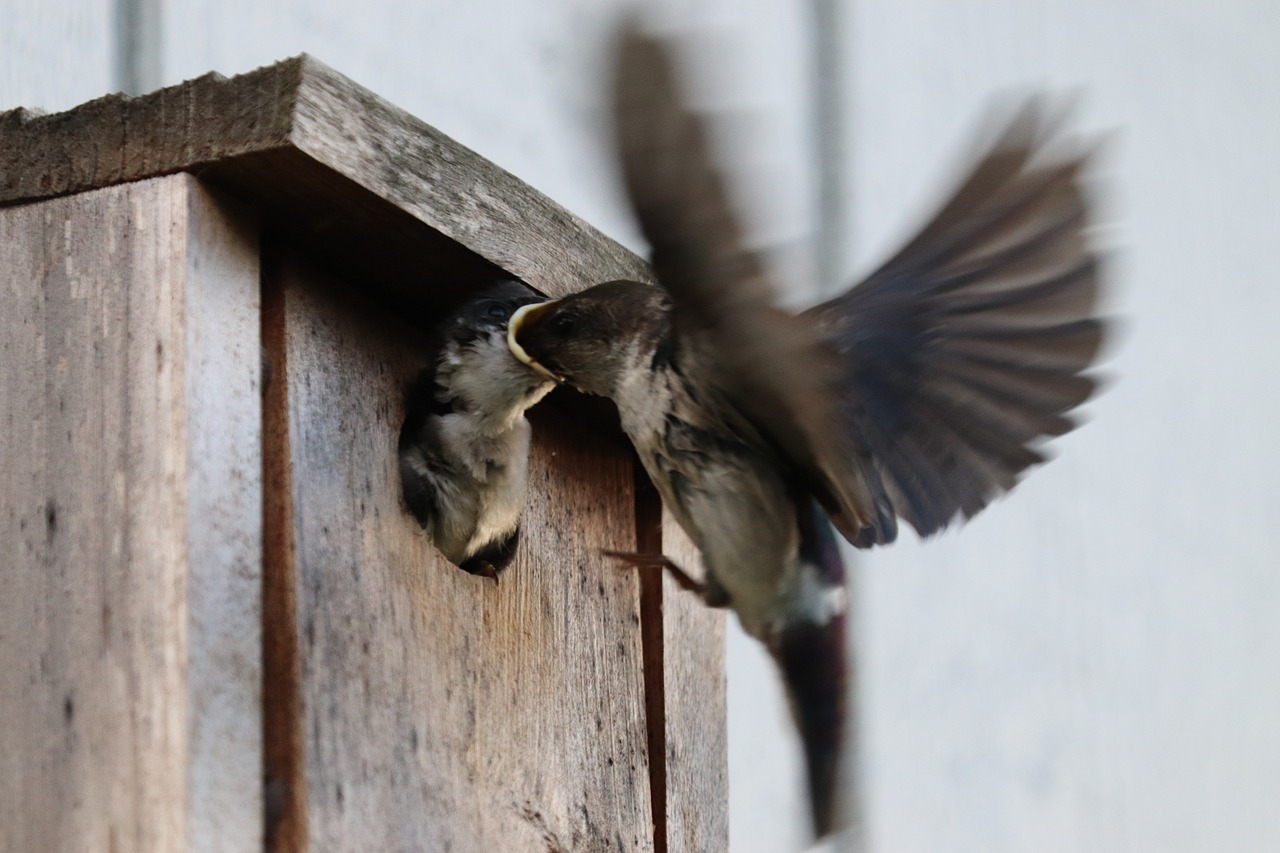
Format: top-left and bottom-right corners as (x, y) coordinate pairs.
(114, 0), (162, 95)
(810, 0), (849, 297)
(809, 4), (868, 849)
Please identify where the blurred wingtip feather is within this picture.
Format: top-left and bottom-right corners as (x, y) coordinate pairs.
(613, 24), (883, 536)
(614, 30), (1110, 545)
(807, 97), (1110, 541)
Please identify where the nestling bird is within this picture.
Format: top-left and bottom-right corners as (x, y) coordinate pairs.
(399, 280), (555, 578)
(509, 27), (1108, 837)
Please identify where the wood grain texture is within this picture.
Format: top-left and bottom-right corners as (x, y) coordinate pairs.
(1, 49), (730, 845)
(0, 55), (652, 307)
(269, 251), (656, 852)
(0, 174), (261, 853)
(635, 474), (728, 853)
(657, 511), (728, 853)
(262, 259), (308, 853)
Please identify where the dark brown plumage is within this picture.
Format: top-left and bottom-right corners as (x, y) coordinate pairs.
(511, 25), (1109, 839)
(614, 27), (1106, 551)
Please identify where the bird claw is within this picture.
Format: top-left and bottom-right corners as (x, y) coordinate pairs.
(459, 559), (501, 583)
(602, 550), (708, 597)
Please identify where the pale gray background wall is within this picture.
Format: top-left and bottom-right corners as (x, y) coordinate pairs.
(4, 2), (1277, 852)
(849, 4), (1280, 852)
(0, 1), (113, 110)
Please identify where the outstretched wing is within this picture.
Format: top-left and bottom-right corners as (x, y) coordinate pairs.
(805, 100), (1108, 545)
(613, 25), (882, 536)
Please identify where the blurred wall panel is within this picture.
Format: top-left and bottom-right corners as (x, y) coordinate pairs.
(847, 2), (1280, 852)
(0, 0), (113, 112)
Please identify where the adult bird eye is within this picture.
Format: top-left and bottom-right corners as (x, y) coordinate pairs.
(485, 303), (510, 321)
(550, 313), (577, 336)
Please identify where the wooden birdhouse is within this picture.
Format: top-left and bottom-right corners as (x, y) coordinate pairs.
(0, 56), (725, 853)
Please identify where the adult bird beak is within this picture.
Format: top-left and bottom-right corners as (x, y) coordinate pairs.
(507, 300), (564, 382)
(774, 611), (848, 838)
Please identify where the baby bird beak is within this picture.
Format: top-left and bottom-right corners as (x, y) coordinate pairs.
(507, 300), (564, 383)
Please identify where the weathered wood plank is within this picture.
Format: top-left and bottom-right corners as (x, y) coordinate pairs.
(635, 477), (729, 853)
(0, 174), (262, 853)
(1, 52), (730, 845)
(181, 179), (264, 850)
(262, 250), (308, 853)
(265, 251), (655, 852)
(0, 55), (651, 306)
(658, 513), (728, 853)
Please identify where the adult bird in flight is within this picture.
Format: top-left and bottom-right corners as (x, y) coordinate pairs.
(510, 26), (1108, 837)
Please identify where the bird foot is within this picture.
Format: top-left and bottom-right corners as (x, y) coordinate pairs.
(459, 558), (501, 583)
(602, 550), (708, 597)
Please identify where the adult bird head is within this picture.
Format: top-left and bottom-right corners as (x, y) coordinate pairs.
(507, 280), (669, 397)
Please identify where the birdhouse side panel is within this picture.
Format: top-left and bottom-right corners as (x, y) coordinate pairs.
(0, 174), (263, 853)
(263, 252), (655, 852)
